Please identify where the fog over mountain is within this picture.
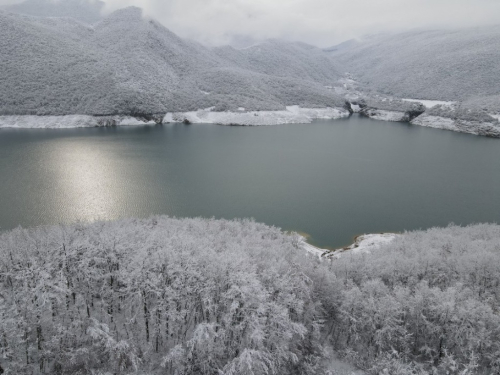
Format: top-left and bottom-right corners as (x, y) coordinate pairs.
(3, 0), (500, 47)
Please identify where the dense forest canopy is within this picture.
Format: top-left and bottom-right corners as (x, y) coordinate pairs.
(1, 217), (499, 374)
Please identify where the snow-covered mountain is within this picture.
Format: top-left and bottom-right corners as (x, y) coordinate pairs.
(4, 0), (104, 24)
(0, 6), (345, 116)
(330, 27), (500, 101)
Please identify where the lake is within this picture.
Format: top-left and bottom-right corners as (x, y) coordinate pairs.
(1, 114), (499, 248)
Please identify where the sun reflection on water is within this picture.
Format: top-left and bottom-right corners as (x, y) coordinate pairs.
(50, 140), (125, 223)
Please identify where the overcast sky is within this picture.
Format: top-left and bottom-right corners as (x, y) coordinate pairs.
(3, 0), (500, 47)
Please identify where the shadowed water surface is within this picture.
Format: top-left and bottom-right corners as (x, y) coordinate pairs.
(1, 115), (499, 248)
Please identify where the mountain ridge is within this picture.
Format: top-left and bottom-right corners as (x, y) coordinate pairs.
(0, 6), (346, 116)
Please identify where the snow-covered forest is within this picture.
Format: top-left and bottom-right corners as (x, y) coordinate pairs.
(1, 217), (499, 374)
(0, 7), (345, 117)
(330, 27), (500, 102)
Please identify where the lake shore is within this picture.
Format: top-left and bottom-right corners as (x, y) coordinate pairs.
(0, 106), (350, 129)
(2, 103), (499, 138)
(301, 232), (399, 259)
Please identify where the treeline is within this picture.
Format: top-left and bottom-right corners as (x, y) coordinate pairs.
(1, 218), (499, 374)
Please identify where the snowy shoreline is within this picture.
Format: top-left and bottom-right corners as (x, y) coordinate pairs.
(411, 114), (500, 137)
(359, 107), (500, 138)
(0, 115), (158, 129)
(300, 232), (398, 259)
(1, 104), (498, 138)
(0, 106), (350, 129)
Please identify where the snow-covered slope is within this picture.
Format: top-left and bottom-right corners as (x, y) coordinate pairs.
(214, 40), (341, 85)
(0, 7), (345, 117)
(331, 27), (500, 101)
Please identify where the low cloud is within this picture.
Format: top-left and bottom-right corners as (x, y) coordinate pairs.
(3, 0), (500, 47)
(102, 0), (500, 47)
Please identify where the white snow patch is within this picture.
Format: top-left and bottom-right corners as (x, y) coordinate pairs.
(118, 117), (156, 126)
(0, 115), (158, 129)
(299, 238), (327, 259)
(300, 232), (398, 261)
(364, 109), (406, 122)
(0, 115), (99, 129)
(328, 233), (398, 259)
(489, 113), (500, 121)
(411, 114), (500, 137)
(163, 106), (350, 126)
(411, 114), (458, 131)
(402, 98), (455, 108)
(350, 104), (360, 113)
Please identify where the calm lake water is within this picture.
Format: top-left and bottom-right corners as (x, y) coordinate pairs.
(1, 114), (499, 248)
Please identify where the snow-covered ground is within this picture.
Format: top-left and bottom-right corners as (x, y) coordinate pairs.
(0, 115), (100, 129)
(327, 233), (398, 259)
(0, 115), (157, 129)
(299, 237), (327, 259)
(402, 98), (455, 108)
(0, 107), (350, 129)
(362, 109), (406, 122)
(410, 114), (458, 132)
(117, 117), (156, 126)
(164, 106), (350, 126)
(350, 104), (361, 113)
(300, 232), (398, 260)
(411, 114), (500, 137)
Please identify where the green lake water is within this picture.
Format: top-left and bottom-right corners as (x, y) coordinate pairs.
(1, 114), (499, 248)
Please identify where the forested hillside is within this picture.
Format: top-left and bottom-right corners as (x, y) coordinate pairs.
(331, 27), (500, 101)
(1, 217), (499, 374)
(0, 7), (345, 116)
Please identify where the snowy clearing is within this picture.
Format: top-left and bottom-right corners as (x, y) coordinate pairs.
(402, 98), (455, 108)
(300, 232), (398, 260)
(327, 233), (398, 259)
